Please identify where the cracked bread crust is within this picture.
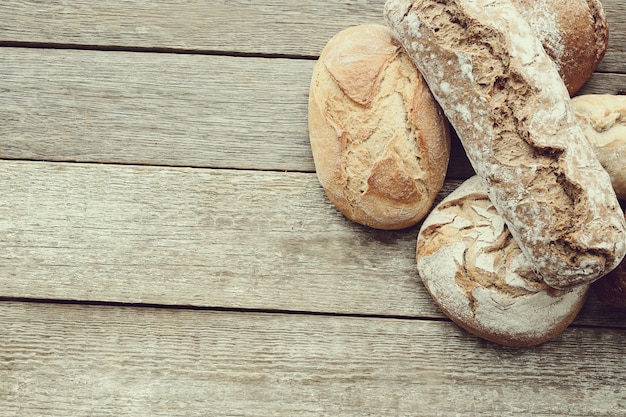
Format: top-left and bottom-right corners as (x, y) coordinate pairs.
(384, 0), (626, 288)
(308, 24), (451, 230)
(573, 94), (626, 200)
(417, 176), (590, 347)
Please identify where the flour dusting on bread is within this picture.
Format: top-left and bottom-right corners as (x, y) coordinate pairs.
(384, 0), (626, 288)
(417, 176), (589, 346)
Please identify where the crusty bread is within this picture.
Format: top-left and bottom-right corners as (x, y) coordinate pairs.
(308, 24), (451, 230)
(513, 0), (608, 95)
(417, 176), (590, 347)
(384, 0), (626, 288)
(573, 94), (626, 200)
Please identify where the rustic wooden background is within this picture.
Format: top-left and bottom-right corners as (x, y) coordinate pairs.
(1, 1), (625, 415)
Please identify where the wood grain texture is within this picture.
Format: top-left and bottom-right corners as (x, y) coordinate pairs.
(0, 1), (383, 56)
(2, 301), (626, 417)
(1, 2), (626, 415)
(0, 0), (624, 73)
(0, 47), (314, 172)
(0, 160), (623, 328)
(602, 0), (626, 73)
(0, 48), (622, 176)
(0, 160), (443, 317)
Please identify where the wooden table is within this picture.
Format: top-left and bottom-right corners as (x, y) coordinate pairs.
(1, 1), (625, 415)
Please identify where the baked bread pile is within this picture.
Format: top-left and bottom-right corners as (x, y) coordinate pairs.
(309, 0), (626, 346)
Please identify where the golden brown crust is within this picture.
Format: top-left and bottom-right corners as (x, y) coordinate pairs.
(586, 0), (610, 67)
(308, 24), (451, 230)
(513, 0), (609, 95)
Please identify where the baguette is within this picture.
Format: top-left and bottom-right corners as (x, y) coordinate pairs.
(384, 0), (626, 288)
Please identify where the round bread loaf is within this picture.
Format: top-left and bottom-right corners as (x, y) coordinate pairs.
(416, 176), (590, 347)
(513, 0), (608, 96)
(308, 24), (451, 230)
(573, 94), (626, 200)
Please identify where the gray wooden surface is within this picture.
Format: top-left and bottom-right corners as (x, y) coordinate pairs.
(1, 1), (625, 416)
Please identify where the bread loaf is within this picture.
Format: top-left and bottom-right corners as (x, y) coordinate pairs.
(573, 94), (626, 200)
(384, 0), (626, 289)
(309, 24), (451, 230)
(417, 176), (590, 347)
(513, 0), (608, 95)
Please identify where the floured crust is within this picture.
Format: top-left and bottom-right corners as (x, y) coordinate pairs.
(573, 94), (626, 200)
(309, 24), (451, 230)
(513, 0), (608, 95)
(417, 176), (590, 347)
(384, 0), (626, 288)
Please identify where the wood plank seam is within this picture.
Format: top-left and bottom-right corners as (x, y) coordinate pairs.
(0, 40), (320, 60)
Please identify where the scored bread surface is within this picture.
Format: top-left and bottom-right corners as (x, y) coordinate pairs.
(384, 0), (626, 288)
(309, 24), (450, 230)
(417, 176), (590, 347)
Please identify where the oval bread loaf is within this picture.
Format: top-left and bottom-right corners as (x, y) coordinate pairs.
(417, 176), (590, 347)
(573, 94), (626, 200)
(308, 24), (451, 230)
(384, 0), (626, 288)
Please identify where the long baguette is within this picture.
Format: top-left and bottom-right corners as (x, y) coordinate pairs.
(384, 0), (626, 289)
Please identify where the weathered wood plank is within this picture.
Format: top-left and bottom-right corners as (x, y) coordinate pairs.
(0, 0), (624, 73)
(0, 47), (314, 172)
(0, 160), (443, 317)
(0, 48), (623, 175)
(0, 1), (382, 57)
(2, 301), (626, 417)
(603, 0), (626, 73)
(0, 160), (623, 328)
(0, 47), (475, 176)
